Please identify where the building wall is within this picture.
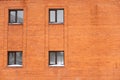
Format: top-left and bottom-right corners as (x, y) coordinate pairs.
(0, 0), (120, 80)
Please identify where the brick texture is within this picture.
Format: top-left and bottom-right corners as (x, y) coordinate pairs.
(0, 0), (120, 80)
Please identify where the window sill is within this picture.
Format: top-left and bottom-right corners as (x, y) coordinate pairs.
(49, 65), (64, 67)
(49, 22), (64, 25)
(8, 65), (23, 67)
(8, 23), (23, 25)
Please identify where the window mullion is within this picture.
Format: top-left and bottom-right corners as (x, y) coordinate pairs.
(14, 52), (16, 64)
(55, 10), (57, 23)
(15, 11), (17, 23)
(55, 52), (57, 65)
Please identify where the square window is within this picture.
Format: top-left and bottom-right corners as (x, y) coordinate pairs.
(8, 51), (22, 66)
(49, 9), (64, 24)
(49, 51), (64, 66)
(9, 9), (23, 24)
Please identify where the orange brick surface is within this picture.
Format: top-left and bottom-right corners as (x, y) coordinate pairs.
(0, 0), (120, 80)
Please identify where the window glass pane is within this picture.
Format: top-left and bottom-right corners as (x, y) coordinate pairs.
(49, 52), (55, 65)
(50, 10), (55, 23)
(16, 52), (22, 65)
(57, 52), (64, 65)
(57, 10), (64, 23)
(10, 11), (16, 23)
(17, 11), (23, 23)
(8, 52), (15, 65)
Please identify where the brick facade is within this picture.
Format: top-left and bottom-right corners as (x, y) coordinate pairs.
(0, 0), (120, 80)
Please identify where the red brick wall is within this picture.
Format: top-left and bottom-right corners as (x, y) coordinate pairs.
(0, 0), (120, 80)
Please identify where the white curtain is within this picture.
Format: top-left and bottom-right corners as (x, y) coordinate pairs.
(16, 52), (22, 65)
(10, 11), (16, 23)
(50, 10), (55, 22)
(17, 11), (23, 23)
(50, 52), (55, 64)
(9, 52), (15, 65)
(57, 52), (64, 65)
(57, 10), (64, 23)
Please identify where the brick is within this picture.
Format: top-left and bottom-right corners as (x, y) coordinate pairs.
(0, 0), (120, 80)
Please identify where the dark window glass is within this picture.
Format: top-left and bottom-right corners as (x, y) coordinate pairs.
(10, 11), (16, 23)
(50, 52), (56, 65)
(8, 51), (22, 65)
(49, 9), (64, 23)
(49, 51), (64, 66)
(17, 11), (23, 23)
(9, 10), (23, 24)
